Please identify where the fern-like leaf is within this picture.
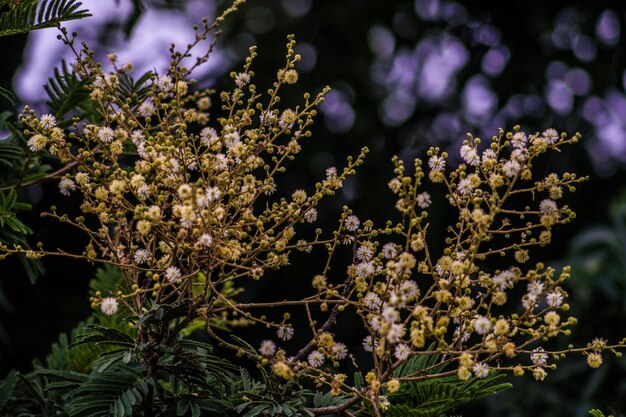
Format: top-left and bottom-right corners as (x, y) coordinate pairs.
(44, 60), (92, 121)
(0, 0), (91, 37)
(64, 364), (152, 417)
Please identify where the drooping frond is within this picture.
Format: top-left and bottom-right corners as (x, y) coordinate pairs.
(0, 0), (91, 37)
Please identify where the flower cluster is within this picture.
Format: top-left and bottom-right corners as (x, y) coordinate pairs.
(2, 8), (624, 414)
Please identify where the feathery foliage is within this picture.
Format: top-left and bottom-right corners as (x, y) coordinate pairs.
(0, 0), (90, 37)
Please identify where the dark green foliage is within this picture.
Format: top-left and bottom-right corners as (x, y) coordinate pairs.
(44, 60), (92, 122)
(381, 348), (512, 417)
(119, 70), (154, 105)
(0, 0), (91, 37)
(65, 364), (153, 417)
(589, 410), (614, 417)
(0, 189), (44, 284)
(0, 86), (14, 105)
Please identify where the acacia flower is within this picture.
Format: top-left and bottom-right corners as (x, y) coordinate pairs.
(137, 100), (155, 117)
(58, 178), (76, 196)
(307, 350), (325, 367)
(40, 114), (56, 129)
(331, 343), (348, 360)
(198, 233), (213, 247)
(344, 215), (360, 231)
(460, 144), (480, 166)
(587, 352), (603, 368)
(530, 348), (548, 366)
(279, 109), (297, 130)
(206, 186), (221, 202)
(416, 192), (431, 209)
(303, 208), (318, 223)
(356, 245), (374, 261)
(511, 132), (527, 148)
(474, 316), (492, 335)
(457, 178), (474, 195)
(539, 199), (558, 215)
(157, 75), (173, 92)
(100, 297), (119, 315)
(428, 155), (445, 171)
(97, 127), (115, 143)
(546, 291), (563, 307)
(502, 160), (521, 177)
(362, 335), (376, 352)
(542, 128), (559, 144)
(199, 127), (219, 146)
(165, 266), (182, 282)
(472, 362), (490, 378)
(259, 340), (276, 357)
(27, 134), (48, 152)
(277, 325), (294, 341)
(387, 323), (405, 343)
(394, 343), (410, 361)
(133, 249), (151, 265)
(234, 72), (251, 87)
(363, 292), (382, 310)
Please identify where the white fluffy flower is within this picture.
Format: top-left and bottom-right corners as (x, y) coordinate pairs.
(344, 215), (360, 231)
(133, 249), (151, 265)
(539, 199), (558, 215)
(531, 348), (548, 366)
(386, 323), (405, 344)
(502, 160), (521, 177)
(492, 270), (514, 291)
(277, 325), (294, 341)
(58, 178), (76, 196)
(472, 362), (490, 378)
(460, 144), (480, 166)
(137, 100), (155, 117)
(200, 127), (219, 146)
(362, 335), (377, 352)
(542, 128), (559, 145)
(511, 132), (527, 148)
(307, 350), (325, 367)
(482, 148), (497, 161)
(40, 114), (56, 129)
(381, 243), (398, 259)
(428, 155), (445, 171)
(457, 178), (474, 195)
(100, 297), (118, 315)
(356, 245), (374, 261)
(259, 340), (276, 357)
(416, 192), (431, 209)
(157, 75), (173, 92)
(198, 233), (213, 247)
(527, 281), (544, 296)
(474, 316), (492, 335)
(165, 266), (182, 282)
(304, 208), (318, 223)
(235, 72), (251, 87)
(394, 343), (410, 361)
(363, 292), (382, 310)
(331, 343), (348, 360)
(206, 186), (221, 202)
(98, 127), (115, 143)
(546, 291), (563, 307)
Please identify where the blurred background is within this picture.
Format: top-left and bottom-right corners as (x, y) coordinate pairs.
(0, 0), (625, 415)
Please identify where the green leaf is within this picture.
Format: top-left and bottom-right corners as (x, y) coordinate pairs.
(0, 370), (18, 411)
(44, 60), (92, 121)
(0, 85), (14, 105)
(0, 0), (91, 37)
